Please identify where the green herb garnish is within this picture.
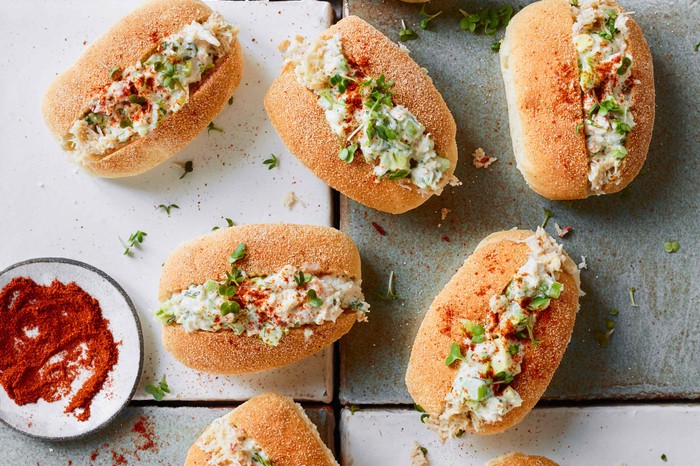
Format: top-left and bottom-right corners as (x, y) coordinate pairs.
(575, 122), (583, 135)
(419, 4), (443, 30)
(445, 342), (465, 366)
(420, 447), (428, 455)
(617, 56), (632, 75)
(661, 454), (667, 462)
(541, 208), (553, 228)
(349, 405), (361, 415)
(228, 243), (247, 263)
(103, 64), (122, 80)
(629, 287), (638, 307)
(459, 6), (514, 35)
(294, 271), (312, 286)
(384, 271), (399, 300)
(128, 94), (147, 106)
(509, 344), (520, 356)
(329, 73), (350, 93)
(386, 169), (410, 181)
(598, 9), (619, 41)
(157, 204), (179, 216)
(220, 300), (240, 316)
(491, 41), (501, 52)
(119, 118), (133, 128)
(415, 404), (430, 422)
(207, 121), (223, 134)
(339, 144), (357, 163)
(570, 0), (579, 6)
(399, 19), (418, 42)
(455, 429), (465, 438)
(494, 371), (515, 384)
(263, 154), (279, 170)
(695, 41), (700, 52)
(178, 160), (193, 179)
(307, 289), (324, 307)
(664, 241), (680, 253)
(228, 96), (234, 105)
(609, 308), (620, 316)
(145, 375), (170, 401)
(529, 296), (551, 310)
(121, 230), (147, 255)
(252, 453), (273, 466)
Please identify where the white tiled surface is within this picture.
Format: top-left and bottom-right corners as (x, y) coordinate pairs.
(340, 405), (699, 465)
(0, 0), (335, 401)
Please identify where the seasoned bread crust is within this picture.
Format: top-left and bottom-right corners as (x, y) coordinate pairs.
(185, 393), (338, 466)
(487, 452), (560, 466)
(264, 16), (458, 214)
(405, 230), (579, 435)
(41, 0), (243, 177)
(159, 224), (363, 374)
(500, 0), (654, 199)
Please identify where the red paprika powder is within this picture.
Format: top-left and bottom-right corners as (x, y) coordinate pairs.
(0, 276), (119, 421)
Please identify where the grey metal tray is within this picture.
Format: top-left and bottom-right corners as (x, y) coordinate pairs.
(340, 0), (700, 404)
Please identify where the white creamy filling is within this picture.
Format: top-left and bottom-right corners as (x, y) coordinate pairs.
(572, 0), (635, 191)
(156, 265), (369, 347)
(283, 34), (451, 192)
(196, 412), (271, 466)
(431, 228), (571, 438)
(65, 13), (237, 163)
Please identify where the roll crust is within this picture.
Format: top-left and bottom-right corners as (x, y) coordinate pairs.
(405, 229), (580, 435)
(500, 0), (654, 199)
(42, 0), (244, 177)
(185, 392), (338, 466)
(264, 16), (458, 214)
(487, 452), (559, 466)
(159, 224), (363, 374)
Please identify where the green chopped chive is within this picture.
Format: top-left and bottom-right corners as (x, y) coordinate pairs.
(541, 208), (553, 228)
(157, 204), (179, 216)
(399, 19), (418, 42)
(617, 56), (632, 75)
(228, 243), (247, 263)
(664, 241), (680, 253)
(307, 289), (324, 307)
(445, 342), (465, 366)
(178, 160), (193, 179)
(629, 287), (639, 307)
(263, 154), (279, 170)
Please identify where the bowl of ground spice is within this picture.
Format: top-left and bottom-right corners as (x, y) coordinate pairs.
(0, 257), (143, 440)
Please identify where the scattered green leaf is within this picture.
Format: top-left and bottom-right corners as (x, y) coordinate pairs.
(339, 144), (357, 163)
(541, 208), (553, 228)
(617, 56), (632, 75)
(144, 375), (170, 401)
(609, 308), (620, 316)
(459, 6), (514, 36)
(664, 241), (680, 253)
(399, 19), (418, 42)
(121, 230), (147, 256)
(384, 271), (399, 300)
(294, 270), (312, 286)
(228, 242), (247, 263)
(445, 342), (465, 366)
(307, 289), (324, 307)
(491, 40), (501, 52)
(349, 405), (361, 415)
(157, 204), (179, 216)
(263, 154), (279, 170)
(178, 160), (193, 179)
(419, 4), (443, 30)
(629, 287), (639, 307)
(661, 454), (668, 462)
(207, 121), (223, 134)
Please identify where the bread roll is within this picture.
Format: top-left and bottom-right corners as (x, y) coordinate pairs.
(157, 224), (368, 374)
(186, 392), (338, 465)
(265, 16), (458, 214)
(405, 228), (581, 437)
(500, 0), (654, 199)
(42, 0), (244, 177)
(487, 452), (559, 466)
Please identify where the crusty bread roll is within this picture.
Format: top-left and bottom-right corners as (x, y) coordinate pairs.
(500, 0), (654, 199)
(405, 229), (580, 436)
(487, 452), (559, 466)
(158, 224), (365, 374)
(185, 392), (338, 466)
(42, 0), (243, 177)
(265, 16), (458, 214)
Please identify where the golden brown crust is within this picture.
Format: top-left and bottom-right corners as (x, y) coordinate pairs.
(405, 229), (579, 435)
(487, 452), (559, 466)
(159, 224), (363, 374)
(185, 393), (338, 466)
(500, 0), (654, 199)
(41, 0), (243, 177)
(162, 312), (358, 374)
(264, 16), (458, 214)
(501, 0), (589, 200)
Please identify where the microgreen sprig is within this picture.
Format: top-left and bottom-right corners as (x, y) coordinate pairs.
(121, 230), (147, 256)
(415, 404), (430, 423)
(207, 121), (223, 134)
(307, 289), (324, 307)
(628, 287), (639, 307)
(419, 4), (443, 30)
(445, 342), (465, 366)
(212, 218), (235, 231)
(664, 241), (680, 253)
(263, 154), (279, 170)
(294, 271), (312, 286)
(383, 271), (399, 300)
(177, 160), (193, 179)
(459, 6), (514, 35)
(157, 204), (179, 216)
(399, 19), (418, 42)
(541, 208), (553, 228)
(145, 375), (170, 401)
